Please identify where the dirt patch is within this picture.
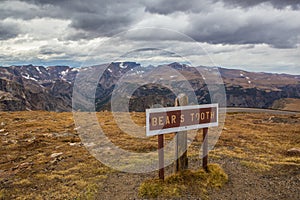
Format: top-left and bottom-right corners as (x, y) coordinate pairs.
(208, 158), (300, 200)
(0, 111), (299, 199)
(94, 157), (300, 200)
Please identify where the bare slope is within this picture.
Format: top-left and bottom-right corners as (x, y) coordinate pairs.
(1, 63), (299, 111)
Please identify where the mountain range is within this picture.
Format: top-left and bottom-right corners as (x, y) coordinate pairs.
(0, 62), (299, 112)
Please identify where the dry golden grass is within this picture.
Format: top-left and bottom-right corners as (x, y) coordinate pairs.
(0, 111), (111, 199)
(95, 111), (175, 152)
(210, 113), (300, 171)
(138, 164), (228, 199)
(282, 98), (300, 112)
(0, 111), (299, 199)
(272, 98), (300, 112)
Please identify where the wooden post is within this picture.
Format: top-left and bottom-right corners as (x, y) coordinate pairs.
(203, 127), (208, 172)
(158, 134), (164, 180)
(175, 94), (188, 172)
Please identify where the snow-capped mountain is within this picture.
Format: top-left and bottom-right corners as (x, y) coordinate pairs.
(0, 62), (299, 111)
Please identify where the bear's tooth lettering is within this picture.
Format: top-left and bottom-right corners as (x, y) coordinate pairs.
(158, 116), (164, 126)
(166, 115), (171, 125)
(200, 112), (205, 120)
(180, 114), (184, 123)
(190, 113), (195, 121)
(171, 115), (176, 124)
(152, 117), (157, 126)
(147, 105), (218, 135)
(211, 111), (215, 119)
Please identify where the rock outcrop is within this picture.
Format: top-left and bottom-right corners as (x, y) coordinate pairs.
(0, 63), (299, 112)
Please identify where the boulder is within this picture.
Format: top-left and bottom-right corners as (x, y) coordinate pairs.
(50, 152), (63, 158)
(287, 148), (300, 156)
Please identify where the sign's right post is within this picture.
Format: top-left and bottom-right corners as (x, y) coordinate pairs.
(203, 127), (209, 172)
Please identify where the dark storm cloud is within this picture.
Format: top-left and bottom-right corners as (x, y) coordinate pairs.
(0, 22), (20, 40)
(144, 0), (300, 15)
(15, 0), (142, 39)
(186, 12), (300, 48)
(0, 0), (62, 20)
(1, 0), (300, 48)
(141, 0), (300, 49)
(136, 48), (161, 52)
(135, 48), (179, 57)
(222, 0), (300, 9)
(39, 46), (65, 55)
(69, 12), (134, 37)
(144, 0), (218, 14)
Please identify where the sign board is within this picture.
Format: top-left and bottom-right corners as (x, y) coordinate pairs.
(146, 104), (218, 136)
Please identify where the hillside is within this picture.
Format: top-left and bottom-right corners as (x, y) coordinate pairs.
(271, 98), (300, 112)
(0, 111), (299, 199)
(0, 63), (299, 111)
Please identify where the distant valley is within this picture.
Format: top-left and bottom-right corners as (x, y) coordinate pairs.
(0, 62), (299, 112)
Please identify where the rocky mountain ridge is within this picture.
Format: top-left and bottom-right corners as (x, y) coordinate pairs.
(0, 63), (299, 111)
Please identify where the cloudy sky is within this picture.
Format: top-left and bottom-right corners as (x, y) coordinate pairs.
(0, 0), (299, 74)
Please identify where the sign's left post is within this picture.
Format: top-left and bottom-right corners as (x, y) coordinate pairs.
(158, 134), (164, 180)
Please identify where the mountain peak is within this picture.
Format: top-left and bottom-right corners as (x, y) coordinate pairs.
(0, 63), (299, 112)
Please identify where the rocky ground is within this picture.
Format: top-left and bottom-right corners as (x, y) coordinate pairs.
(95, 156), (300, 200)
(0, 111), (299, 199)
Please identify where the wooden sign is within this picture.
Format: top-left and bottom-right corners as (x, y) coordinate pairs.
(146, 104), (218, 136)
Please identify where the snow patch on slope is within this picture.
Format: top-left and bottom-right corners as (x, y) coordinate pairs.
(119, 62), (127, 69)
(36, 66), (42, 74)
(22, 74), (38, 81)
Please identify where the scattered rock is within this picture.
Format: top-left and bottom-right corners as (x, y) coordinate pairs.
(1, 122), (5, 126)
(12, 162), (32, 171)
(50, 152), (64, 164)
(0, 129), (5, 133)
(254, 116), (299, 124)
(69, 142), (82, 146)
(42, 133), (53, 137)
(253, 119), (262, 124)
(268, 116), (275, 121)
(60, 132), (74, 137)
(50, 157), (63, 164)
(7, 139), (17, 144)
(85, 142), (96, 147)
(42, 132), (74, 138)
(240, 139), (246, 143)
(267, 116), (299, 124)
(287, 148), (300, 156)
(19, 162), (32, 168)
(50, 152), (63, 158)
(74, 126), (81, 131)
(50, 159), (58, 164)
(25, 137), (36, 143)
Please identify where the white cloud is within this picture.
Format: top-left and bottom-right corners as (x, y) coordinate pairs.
(0, 0), (299, 74)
